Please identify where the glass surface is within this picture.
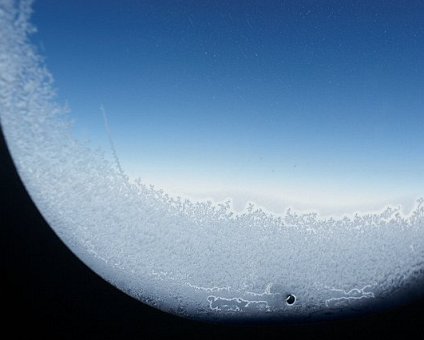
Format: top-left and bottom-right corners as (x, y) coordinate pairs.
(1, 0), (423, 322)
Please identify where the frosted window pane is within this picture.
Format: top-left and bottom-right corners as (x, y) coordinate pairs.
(1, 0), (423, 322)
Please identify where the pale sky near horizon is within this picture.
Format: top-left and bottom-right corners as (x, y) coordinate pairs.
(31, 0), (424, 213)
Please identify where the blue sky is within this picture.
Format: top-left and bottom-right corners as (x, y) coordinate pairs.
(31, 0), (424, 213)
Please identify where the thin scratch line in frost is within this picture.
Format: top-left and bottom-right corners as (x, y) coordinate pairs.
(100, 105), (126, 178)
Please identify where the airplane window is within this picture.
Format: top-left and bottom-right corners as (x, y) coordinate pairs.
(1, 0), (423, 322)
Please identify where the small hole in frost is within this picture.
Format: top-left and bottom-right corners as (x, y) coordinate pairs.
(286, 294), (296, 305)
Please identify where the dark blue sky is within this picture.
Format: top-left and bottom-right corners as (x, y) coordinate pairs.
(31, 0), (424, 212)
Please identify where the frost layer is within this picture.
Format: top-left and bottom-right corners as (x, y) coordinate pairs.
(1, 0), (424, 322)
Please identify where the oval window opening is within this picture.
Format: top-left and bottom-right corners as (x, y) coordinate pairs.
(1, 0), (424, 323)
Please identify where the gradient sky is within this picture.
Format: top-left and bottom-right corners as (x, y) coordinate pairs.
(31, 0), (424, 213)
